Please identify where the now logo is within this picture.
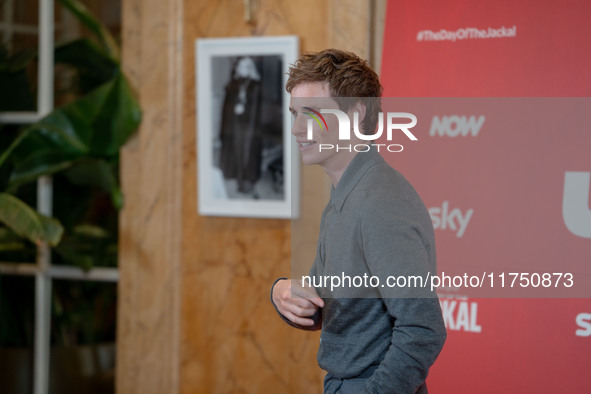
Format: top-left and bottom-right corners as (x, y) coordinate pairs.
(563, 171), (591, 238)
(429, 115), (485, 137)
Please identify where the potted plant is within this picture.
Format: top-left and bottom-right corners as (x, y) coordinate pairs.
(0, 0), (140, 392)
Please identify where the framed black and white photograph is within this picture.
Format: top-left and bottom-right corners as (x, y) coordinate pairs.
(196, 36), (299, 218)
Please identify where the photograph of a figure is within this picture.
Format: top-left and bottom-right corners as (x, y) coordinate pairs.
(210, 55), (284, 200)
(197, 36), (298, 218)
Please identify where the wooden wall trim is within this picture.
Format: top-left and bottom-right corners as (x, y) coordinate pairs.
(372, 0), (388, 75)
(328, 0), (386, 72)
(117, 0), (183, 392)
(329, 0), (371, 58)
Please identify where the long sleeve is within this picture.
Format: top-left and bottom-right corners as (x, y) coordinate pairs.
(358, 188), (446, 393)
(361, 298), (446, 393)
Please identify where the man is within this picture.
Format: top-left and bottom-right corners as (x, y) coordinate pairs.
(271, 49), (446, 394)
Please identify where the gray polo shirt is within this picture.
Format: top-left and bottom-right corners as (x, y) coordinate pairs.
(311, 149), (446, 393)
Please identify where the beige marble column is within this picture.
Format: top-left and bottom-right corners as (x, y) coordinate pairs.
(117, 0), (183, 393)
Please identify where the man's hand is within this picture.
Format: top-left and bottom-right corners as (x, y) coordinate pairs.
(272, 279), (324, 328)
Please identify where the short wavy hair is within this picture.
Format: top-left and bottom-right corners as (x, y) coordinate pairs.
(286, 49), (383, 133)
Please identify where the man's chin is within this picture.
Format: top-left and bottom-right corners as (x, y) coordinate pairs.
(300, 154), (321, 166)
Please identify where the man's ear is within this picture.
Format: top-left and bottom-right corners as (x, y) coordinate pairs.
(349, 101), (367, 133)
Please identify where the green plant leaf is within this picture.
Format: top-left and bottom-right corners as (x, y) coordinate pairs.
(58, 0), (120, 62)
(5, 73), (140, 190)
(88, 74), (141, 156)
(0, 193), (64, 246)
(64, 159), (124, 209)
(9, 153), (76, 189)
(55, 241), (96, 270)
(0, 127), (32, 169)
(73, 224), (111, 238)
(28, 100), (98, 153)
(55, 38), (119, 93)
(0, 227), (27, 251)
(54, 225), (115, 270)
(0, 241), (26, 252)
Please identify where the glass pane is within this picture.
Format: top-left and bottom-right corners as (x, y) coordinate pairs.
(0, 226), (37, 264)
(0, 0), (38, 112)
(0, 165), (37, 263)
(8, 32), (37, 56)
(51, 172), (118, 269)
(54, 0), (121, 40)
(50, 280), (116, 394)
(0, 275), (35, 394)
(2, 0), (39, 53)
(80, 0), (121, 37)
(12, 0), (39, 26)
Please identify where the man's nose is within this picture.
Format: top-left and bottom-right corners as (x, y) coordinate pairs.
(291, 115), (307, 136)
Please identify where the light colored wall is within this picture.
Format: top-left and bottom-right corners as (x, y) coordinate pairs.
(118, 1), (385, 392)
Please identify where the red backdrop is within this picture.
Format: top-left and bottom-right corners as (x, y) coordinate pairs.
(380, 0), (591, 392)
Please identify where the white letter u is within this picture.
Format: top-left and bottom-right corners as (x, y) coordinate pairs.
(563, 171), (591, 238)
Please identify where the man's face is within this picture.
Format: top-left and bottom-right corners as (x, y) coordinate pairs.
(289, 82), (345, 169)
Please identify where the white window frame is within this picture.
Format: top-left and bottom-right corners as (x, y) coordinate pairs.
(0, 1), (119, 393)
